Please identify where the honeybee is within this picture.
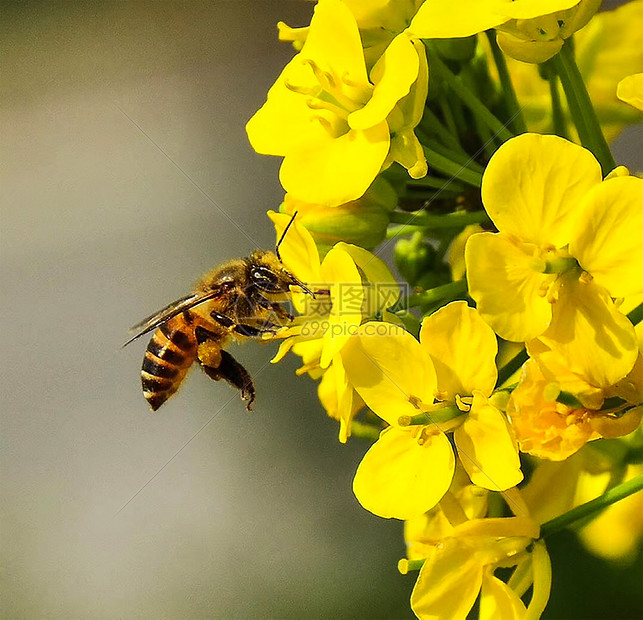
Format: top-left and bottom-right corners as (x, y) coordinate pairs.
(124, 215), (313, 411)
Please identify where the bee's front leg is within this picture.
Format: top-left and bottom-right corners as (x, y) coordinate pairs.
(210, 311), (280, 337)
(200, 350), (256, 411)
(256, 296), (295, 323)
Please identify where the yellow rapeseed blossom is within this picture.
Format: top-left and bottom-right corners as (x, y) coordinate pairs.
(507, 358), (642, 460)
(280, 0), (424, 67)
(465, 133), (643, 387)
(247, 0), (428, 207)
(407, 0), (600, 62)
(268, 210), (399, 441)
(342, 302), (522, 520)
(404, 513), (550, 620)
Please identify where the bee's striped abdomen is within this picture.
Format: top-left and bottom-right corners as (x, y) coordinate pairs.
(142, 316), (197, 411)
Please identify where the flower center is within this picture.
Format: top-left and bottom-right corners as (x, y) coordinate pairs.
(285, 58), (372, 138)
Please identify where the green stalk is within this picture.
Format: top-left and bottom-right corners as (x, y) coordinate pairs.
(389, 210), (490, 228)
(547, 70), (568, 138)
(390, 280), (468, 312)
(419, 106), (466, 154)
(627, 302), (643, 326)
(423, 146), (483, 187)
(550, 41), (616, 174)
(541, 474), (643, 538)
(424, 138), (485, 175)
(485, 31), (527, 134)
(427, 44), (514, 144)
(406, 173), (466, 193)
(496, 348), (528, 388)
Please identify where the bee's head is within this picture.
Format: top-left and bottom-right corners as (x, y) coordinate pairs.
(248, 250), (314, 297)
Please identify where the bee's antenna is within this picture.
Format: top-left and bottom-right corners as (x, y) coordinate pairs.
(275, 211), (298, 262)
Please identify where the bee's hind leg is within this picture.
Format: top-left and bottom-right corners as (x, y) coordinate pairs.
(201, 351), (256, 411)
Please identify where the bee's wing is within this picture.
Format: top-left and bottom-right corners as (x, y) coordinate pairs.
(123, 288), (223, 347)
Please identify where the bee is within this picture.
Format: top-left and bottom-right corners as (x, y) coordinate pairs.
(124, 214), (313, 411)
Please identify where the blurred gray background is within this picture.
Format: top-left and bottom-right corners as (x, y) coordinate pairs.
(1, 2), (641, 619)
(1, 2), (415, 618)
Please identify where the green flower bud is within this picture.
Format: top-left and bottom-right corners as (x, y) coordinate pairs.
(280, 177), (396, 256)
(432, 36), (477, 62)
(394, 232), (437, 287)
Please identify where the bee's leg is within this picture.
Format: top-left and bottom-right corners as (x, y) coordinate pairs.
(200, 351), (256, 411)
(210, 311), (280, 337)
(255, 296), (294, 322)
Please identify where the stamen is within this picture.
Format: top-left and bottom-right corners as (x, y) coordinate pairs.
(284, 79), (316, 96)
(302, 58), (336, 93)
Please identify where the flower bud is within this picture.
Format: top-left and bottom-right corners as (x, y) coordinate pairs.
(394, 232), (437, 287)
(431, 36), (477, 62)
(280, 177), (396, 255)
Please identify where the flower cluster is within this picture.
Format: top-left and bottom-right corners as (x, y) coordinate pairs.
(243, 1), (643, 618)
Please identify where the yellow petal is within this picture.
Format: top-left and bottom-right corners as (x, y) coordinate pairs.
(280, 123), (390, 207)
(411, 538), (483, 620)
(349, 33), (419, 130)
(336, 242), (400, 314)
(246, 57), (329, 156)
(480, 573), (527, 620)
(341, 324), (437, 426)
(481, 134), (602, 246)
(537, 276), (638, 387)
(496, 31), (564, 64)
(499, 0), (582, 19)
(455, 399), (523, 491)
(466, 232), (553, 341)
(408, 0), (509, 38)
(527, 541), (552, 620)
(300, 0), (371, 101)
(319, 246), (363, 368)
(353, 427), (455, 520)
(420, 302), (498, 398)
(569, 176), (643, 298)
(268, 210), (321, 284)
(616, 73), (643, 111)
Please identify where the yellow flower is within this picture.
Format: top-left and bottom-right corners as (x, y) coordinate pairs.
(465, 133), (643, 387)
(268, 210), (399, 442)
(617, 73), (643, 111)
(506, 357), (642, 461)
(405, 512), (549, 620)
(280, 0), (424, 68)
(407, 0), (600, 63)
(497, 0), (643, 141)
(342, 302), (523, 520)
(247, 0), (428, 207)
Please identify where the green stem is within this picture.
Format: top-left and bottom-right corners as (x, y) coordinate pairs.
(485, 31), (527, 134)
(496, 348), (529, 387)
(389, 210), (490, 228)
(406, 174), (466, 193)
(627, 302), (643, 326)
(423, 146), (483, 188)
(424, 138), (485, 175)
(550, 41), (616, 174)
(386, 224), (427, 239)
(438, 96), (459, 138)
(540, 474), (643, 538)
(419, 106), (466, 154)
(428, 44), (514, 144)
(390, 280), (468, 312)
(547, 70), (568, 138)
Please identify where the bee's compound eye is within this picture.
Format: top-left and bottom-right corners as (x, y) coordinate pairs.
(251, 266), (281, 291)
